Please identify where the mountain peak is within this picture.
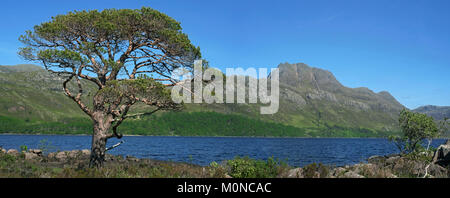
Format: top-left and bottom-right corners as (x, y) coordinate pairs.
(278, 62), (342, 91)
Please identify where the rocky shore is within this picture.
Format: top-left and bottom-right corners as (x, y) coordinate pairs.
(1, 140), (449, 178)
(286, 140), (450, 178)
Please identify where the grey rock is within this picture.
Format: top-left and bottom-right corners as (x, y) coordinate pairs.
(81, 149), (91, 156)
(68, 150), (80, 158)
(385, 156), (401, 165)
(368, 155), (386, 165)
(332, 167), (347, 177)
(55, 151), (67, 161)
(282, 89), (306, 106)
(48, 152), (56, 159)
(7, 149), (19, 156)
(385, 153), (401, 158)
(126, 156), (140, 162)
(343, 171), (364, 178)
(427, 163), (448, 178)
(287, 168), (304, 178)
(29, 149), (43, 156)
(24, 152), (39, 161)
(432, 140), (450, 165)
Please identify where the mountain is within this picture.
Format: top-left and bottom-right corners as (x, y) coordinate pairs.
(0, 64), (88, 121)
(413, 105), (450, 121)
(193, 63), (403, 132)
(275, 63), (404, 130)
(0, 63), (405, 137)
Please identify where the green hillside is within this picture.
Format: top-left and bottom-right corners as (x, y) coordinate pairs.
(0, 63), (404, 137)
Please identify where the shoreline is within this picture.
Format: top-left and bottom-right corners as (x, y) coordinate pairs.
(1, 147), (448, 178)
(0, 133), (393, 139)
(1, 133), (448, 139)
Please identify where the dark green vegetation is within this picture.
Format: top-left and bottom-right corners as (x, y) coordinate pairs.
(0, 111), (391, 137)
(0, 63), (409, 137)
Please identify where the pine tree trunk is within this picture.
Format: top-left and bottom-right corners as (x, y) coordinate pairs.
(89, 110), (112, 167)
(90, 129), (108, 167)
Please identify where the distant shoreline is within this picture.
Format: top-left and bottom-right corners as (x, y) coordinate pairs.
(1, 132), (448, 139)
(0, 133), (408, 139)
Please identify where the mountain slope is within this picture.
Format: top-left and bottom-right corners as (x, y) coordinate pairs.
(0, 64), (88, 121)
(413, 105), (450, 121)
(276, 63), (403, 131)
(0, 63), (405, 136)
(187, 63), (404, 133)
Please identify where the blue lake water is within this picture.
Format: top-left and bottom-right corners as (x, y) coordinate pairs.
(0, 135), (446, 167)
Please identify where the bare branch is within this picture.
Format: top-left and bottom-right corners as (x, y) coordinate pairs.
(62, 74), (93, 117)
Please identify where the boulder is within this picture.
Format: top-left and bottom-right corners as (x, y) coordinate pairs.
(81, 149), (91, 156)
(343, 171), (364, 178)
(7, 149), (19, 156)
(28, 149), (43, 156)
(55, 151), (67, 161)
(48, 152), (56, 159)
(332, 167), (347, 177)
(367, 155), (386, 165)
(68, 150), (80, 158)
(427, 163), (448, 178)
(126, 156), (140, 162)
(385, 156), (401, 165)
(386, 173), (398, 178)
(287, 168), (304, 178)
(0, 148), (6, 154)
(352, 163), (375, 174)
(24, 152), (39, 161)
(432, 140), (450, 166)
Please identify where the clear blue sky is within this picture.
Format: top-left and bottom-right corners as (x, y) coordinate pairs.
(1, 0), (449, 109)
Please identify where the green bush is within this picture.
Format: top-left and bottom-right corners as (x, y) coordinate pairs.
(389, 109), (444, 154)
(303, 163), (330, 178)
(225, 156), (286, 178)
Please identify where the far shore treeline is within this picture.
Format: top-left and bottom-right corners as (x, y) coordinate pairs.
(0, 111), (392, 138)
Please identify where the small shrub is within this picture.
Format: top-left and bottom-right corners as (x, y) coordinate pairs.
(209, 161), (227, 178)
(303, 163), (330, 178)
(225, 156), (285, 178)
(20, 145), (28, 152)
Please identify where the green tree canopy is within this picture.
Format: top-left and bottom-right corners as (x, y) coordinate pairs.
(390, 109), (440, 153)
(18, 7), (201, 167)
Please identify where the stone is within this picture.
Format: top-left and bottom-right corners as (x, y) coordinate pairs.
(427, 163), (448, 178)
(68, 150), (80, 158)
(7, 149), (19, 156)
(287, 168), (304, 178)
(81, 149), (91, 156)
(126, 156), (140, 162)
(385, 156), (400, 165)
(432, 140), (450, 166)
(385, 153), (401, 158)
(367, 155), (386, 165)
(48, 152), (56, 158)
(343, 171), (364, 178)
(386, 173), (398, 178)
(332, 167), (347, 177)
(29, 149), (43, 156)
(55, 151), (67, 161)
(0, 148), (6, 154)
(24, 152), (39, 161)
